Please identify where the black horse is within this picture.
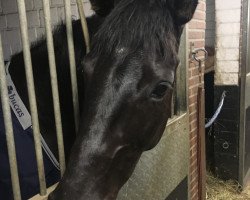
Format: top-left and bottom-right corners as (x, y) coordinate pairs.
(48, 0), (198, 199)
(1, 0), (197, 199)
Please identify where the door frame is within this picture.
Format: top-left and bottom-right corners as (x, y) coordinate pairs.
(239, 0), (250, 187)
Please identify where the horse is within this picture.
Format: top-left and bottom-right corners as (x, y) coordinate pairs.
(0, 1), (109, 199)
(1, 0), (198, 199)
(48, 0), (198, 199)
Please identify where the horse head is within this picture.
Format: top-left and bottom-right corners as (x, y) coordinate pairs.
(49, 0), (198, 199)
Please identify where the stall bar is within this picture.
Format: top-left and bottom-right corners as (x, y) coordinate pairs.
(0, 0), (89, 198)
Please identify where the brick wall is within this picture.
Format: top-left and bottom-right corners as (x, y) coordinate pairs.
(0, 0), (92, 60)
(188, 0), (206, 200)
(215, 0), (241, 85)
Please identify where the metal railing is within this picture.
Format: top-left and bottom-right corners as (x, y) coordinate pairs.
(0, 0), (89, 199)
(42, 0), (66, 178)
(17, 0), (47, 195)
(0, 34), (22, 200)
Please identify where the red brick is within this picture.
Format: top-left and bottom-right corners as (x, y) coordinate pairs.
(190, 176), (199, 189)
(191, 173), (198, 186)
(189, 86), (199, 96)
(190, 121), (198, 132)
(189, 70), (192, 78)
(193, 11), (206, 20)
(197, 1), (206, 11)
(187, 3), (205, 198)
(190, 145), (197, 154)
(189, 94), (198, 105)
(189, 103), (197, 114)
(189, 20), (206, 29)
(189, 62), (200, 70)
(192, 68), (200, 77)
(189, 76), (200, 86)
(190, 129), (198, 141)
(193, 40), (205, 48)
(190, 161), (198, 173)
(190, 148), (197, 162)
(191, 190), (199, 200)
(189, 31), (205, 39)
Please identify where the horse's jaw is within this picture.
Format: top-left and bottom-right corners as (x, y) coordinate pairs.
(48, 139), (142, 200)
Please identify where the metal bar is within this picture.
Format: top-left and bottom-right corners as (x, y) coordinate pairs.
(0, 34), (22, 200)
(64, 0), (80, 133)
(197, 86), (206, 200)
(42, 0), (66, 176)
(176, 29), (187, 114)
(239, 0), (250, 186)
(171, 94), (174, 118)
(16, 0), (47, 195)
(196, 53), (206, 200)
(76, 0), (90, 53)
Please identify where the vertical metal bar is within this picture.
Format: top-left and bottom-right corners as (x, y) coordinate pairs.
(239, 0), (249, 186)
(171, 94), (174, 118)
(0, 34), (22, 200)
(197, 86), (206, 200)
(16, 0), (47, 195)
(197, 57), (206, 200)
(76, 0), (90, 53)
(64, 0), (80, 133)
(42, 0), (66, 176)
(176, 29), (187, 114)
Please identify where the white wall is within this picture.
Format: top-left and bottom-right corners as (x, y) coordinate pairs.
(0, 0), (92, 60)
(215, 0), (241, 85)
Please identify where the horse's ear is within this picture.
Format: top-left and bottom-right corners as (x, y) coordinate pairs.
(169, 0), (198, 25)
(90, 0), (114, 17)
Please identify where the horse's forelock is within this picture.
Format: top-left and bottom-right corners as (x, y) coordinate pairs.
(90, 0), (178, 60)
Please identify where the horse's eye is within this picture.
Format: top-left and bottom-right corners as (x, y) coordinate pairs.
(150, 82), (172, 100)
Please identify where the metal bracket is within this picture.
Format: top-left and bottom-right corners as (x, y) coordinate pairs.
(192, 48), (208, 63)
(222, 141), (230, 150)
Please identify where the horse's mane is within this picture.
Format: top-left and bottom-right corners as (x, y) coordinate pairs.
(91, 0), (178, 60)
